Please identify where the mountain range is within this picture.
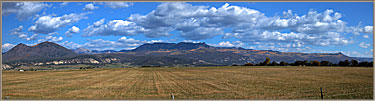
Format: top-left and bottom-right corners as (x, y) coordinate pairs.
(2, 41), (373, 66)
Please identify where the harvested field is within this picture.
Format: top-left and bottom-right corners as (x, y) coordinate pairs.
(2, 66), (373, 99)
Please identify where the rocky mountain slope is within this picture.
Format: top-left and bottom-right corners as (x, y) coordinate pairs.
(3, 41), (77, 63)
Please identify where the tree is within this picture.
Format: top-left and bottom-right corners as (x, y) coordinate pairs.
(263, 57), (271, 66)
(369, 62), (373, 67)
(279, 61), (287, 66)
(344, 60), (350, 66)
(320, 61), (331, 66)
(271, 61), (277, 66)
(311, 61), (320, 66)
(243, 63), (254, 66)
(339, 60), (350, 66)
(351, 60), (359, 66)
(293, 61), (306, 66)
(358, 61), (367, 67)
(304, 60), (309, 66)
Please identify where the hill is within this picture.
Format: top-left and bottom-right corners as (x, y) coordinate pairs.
(3, 41), (77, 63)
(2, 41), (371, 66)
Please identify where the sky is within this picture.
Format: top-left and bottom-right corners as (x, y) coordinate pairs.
(1, 2), (374, 58)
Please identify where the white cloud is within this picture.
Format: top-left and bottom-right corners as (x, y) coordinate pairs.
(81, 37), (168, 50)
(359, 42), (370, 48)
(126, 2), (364, 42)
(10, 26), (27, 38)
(100, 2), (133, 9)
(2, 43), (16, 52)
(10, 26), (38, 41)
(29, 13), (89, 34)
(342, 51), (369, 58)
(364, 26), (373, 34)
(60, 2), (68, 6)
(182, 40), (201, 43)
(59, 41), (82, 49)
(118, 36), (142, 43)
(65, 26), (80, 37)
(213, 41), (244, 47)
(26, 34), (38, 41)
(2, 2), (50, 20)
(84, 38), (137, 50)
(363, 34), (369, 38)
(94, 18), (105, 26)
(38, 36), (63, 43)
(82, 20), (146, 37)
(79, 2), (371, 51)
(180, 27), (223, 40)
(83, 3), (98, 11)
(147, 40), (165, 43)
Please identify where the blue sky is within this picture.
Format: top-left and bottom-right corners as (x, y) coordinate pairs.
(2, 2), (374, 58)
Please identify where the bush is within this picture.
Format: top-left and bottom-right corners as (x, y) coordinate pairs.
(243, 63), (254, 66)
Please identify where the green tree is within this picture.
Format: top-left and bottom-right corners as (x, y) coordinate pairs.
(311, 61), (320, 66)
(271, 61), (277, 66)
(350, 60), (358, 67)
(243, 63), (254, 66)
(320, 61), (331, 66)
(263, 57), (271, 66)
(344, 60), (350, 66)
(279, 61), (287, 66)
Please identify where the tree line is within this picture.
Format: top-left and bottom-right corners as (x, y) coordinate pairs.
(240, 57), (373, 67)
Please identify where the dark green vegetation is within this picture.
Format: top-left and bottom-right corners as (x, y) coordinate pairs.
(241, 58), (373, 67)
(2, 66), (373, 99)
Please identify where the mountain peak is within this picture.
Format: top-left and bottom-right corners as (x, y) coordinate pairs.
(15, 43), (27, 47)
(3, 41), (76, 63)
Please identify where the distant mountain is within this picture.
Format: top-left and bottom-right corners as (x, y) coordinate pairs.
(353, 57), (373, 62)
(91, 50), (118, 54)
(3, 41), (77, 63)
(2, 41), (371, 66)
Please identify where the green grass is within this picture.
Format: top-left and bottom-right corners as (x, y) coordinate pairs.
(2, 66), (373, 99)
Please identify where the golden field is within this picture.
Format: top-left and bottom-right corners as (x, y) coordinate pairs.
(2, 66), (373, 99)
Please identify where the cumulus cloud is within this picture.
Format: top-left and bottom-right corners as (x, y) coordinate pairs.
(100, 2), (133, 9)
(10, 26), (39, 41)
(363, 26), (373, 34)
(2, 43), (16, 52)
(212, 41), (244, 47)
(182, 40), (201, 43)
(38, 36), (63, 43)
(126, 2), (367, 42)
(82, 19), (145, 37)
(83, 3), (98, 11)
(59, 41), (82, 49)
(93, 18), (105, 26)
(29, 13), (89, 34)
(359, 42), (370, 48)
(84, 37), (143, 50)
(60, 2), (68, 6)
(80, 2), (372, 51)
(2, 2), (50, 20)
(10, 26), (27, 38)
(363, 34), (369, 38)
(57, 37), (165, 50)
(65, 26), (80, 37)
(26, 34), (38, 41)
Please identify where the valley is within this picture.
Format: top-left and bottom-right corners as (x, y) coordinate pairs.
(2, 66), (373, 99)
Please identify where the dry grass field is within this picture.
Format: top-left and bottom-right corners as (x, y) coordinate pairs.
(2, 66), (373, 99)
